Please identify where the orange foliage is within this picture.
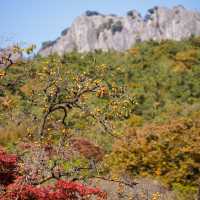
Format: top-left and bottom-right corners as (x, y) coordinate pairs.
(104, 115), (200, 186)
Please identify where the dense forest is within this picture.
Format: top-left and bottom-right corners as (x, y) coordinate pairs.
(0, 37), (200, 199)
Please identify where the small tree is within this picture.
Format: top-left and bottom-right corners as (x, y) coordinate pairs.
(22, 56), (136, 138)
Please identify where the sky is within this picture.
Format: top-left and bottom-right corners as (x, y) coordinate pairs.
(1, 0), (200, 49)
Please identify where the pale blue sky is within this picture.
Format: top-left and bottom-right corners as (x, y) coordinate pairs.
(1, 0), (200, 49)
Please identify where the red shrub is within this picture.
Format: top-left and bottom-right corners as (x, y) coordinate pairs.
(70, 138), (104, 162)
(0, 147), (106, 200)
(1, 179), (106, 200)
(0, 148), (17, 186)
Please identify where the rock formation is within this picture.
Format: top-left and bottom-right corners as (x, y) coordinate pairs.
(39, 5), (200, 56)
(0, 46), (22, 68)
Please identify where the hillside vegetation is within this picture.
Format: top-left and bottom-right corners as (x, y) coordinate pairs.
(0, 37), (200, 199)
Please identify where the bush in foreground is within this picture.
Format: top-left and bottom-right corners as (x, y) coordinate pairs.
(0, 147), (106, 200)
(1, 179), (106, 200)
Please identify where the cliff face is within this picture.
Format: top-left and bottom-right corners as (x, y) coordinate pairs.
(39, 6), (200, 56)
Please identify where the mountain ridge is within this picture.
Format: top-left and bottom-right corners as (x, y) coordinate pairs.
(39, 5), (200, 56)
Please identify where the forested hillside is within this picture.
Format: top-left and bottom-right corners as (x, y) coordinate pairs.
(0, 37), (200, 199)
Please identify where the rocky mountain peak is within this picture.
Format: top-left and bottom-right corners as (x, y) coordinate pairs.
(39, 6), (200, 56)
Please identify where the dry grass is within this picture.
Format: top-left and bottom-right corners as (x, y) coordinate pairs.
(0, 122), (28, 145)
